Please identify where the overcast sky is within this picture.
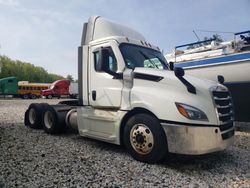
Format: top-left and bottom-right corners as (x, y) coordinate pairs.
(0, 0), (249, 79)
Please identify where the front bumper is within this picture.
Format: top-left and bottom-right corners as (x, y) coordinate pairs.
(161, 122), (234, 155)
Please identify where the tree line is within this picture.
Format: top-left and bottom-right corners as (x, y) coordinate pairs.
(0, 55), (65, 83)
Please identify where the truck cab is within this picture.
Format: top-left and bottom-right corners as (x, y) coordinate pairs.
(0, 77), (18, 96)
(25, 16), (234, 163)
(41, 80), (70, 99)
(74, 16), (234, 162)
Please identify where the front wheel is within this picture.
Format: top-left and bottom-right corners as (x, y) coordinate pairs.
(123, 114), (168, 163)
(46, 95), (53, 99)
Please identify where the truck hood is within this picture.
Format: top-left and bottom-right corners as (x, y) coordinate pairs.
(131, 68), (226, 125)
(133, 67), (219, 91)
(41, 89), (53, 95)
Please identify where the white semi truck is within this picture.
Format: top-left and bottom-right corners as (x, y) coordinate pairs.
(25, 16), (234, 163)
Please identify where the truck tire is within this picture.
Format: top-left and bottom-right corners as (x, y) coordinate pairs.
(42, 107), (58, 134)
(47, 95), (53, 99)
(30, 94), (37, 99)
(42, 105), (72, 134)
(24, 103), (48, 129)
(123, 114), (168, 163)
(23, 94), (29, 99)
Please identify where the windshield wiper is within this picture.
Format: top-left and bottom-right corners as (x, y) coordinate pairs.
(139, 51), (159, 69)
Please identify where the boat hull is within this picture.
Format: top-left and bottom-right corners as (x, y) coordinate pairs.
(175, 52), (250, 83)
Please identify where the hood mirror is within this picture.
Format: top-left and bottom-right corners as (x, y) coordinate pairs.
(174, 67), (196, 94)
(174, 67), (185, 77)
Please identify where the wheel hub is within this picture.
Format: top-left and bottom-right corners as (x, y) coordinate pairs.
(44, 111), (53, 129)
(130, 124), (154, 155)
(29, 108), (36, 124)
(135, 133), (145, 144)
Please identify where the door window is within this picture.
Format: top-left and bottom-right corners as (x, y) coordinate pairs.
(94, 47), (118, 73)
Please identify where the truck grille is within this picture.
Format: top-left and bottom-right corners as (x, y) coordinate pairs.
(211, 87), (234, 140)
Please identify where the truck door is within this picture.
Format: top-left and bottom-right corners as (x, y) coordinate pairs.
(89, 42), (123, 109)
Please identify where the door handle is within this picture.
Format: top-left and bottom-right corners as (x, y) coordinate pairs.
(92, 90), (96, 101)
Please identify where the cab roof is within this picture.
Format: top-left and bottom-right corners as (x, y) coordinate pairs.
(82, 16), (146, 45)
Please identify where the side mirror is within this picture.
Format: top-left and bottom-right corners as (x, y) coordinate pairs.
(98, 48), (123, 79)
(169, 61), (174, 71)
(174, 67), (185, 77)
(217, 75), (225, 84)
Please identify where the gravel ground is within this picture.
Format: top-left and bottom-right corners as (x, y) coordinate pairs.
(0, 99), (249, 188)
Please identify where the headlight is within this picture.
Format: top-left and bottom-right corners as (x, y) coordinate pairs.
(175, 103), (208, 121)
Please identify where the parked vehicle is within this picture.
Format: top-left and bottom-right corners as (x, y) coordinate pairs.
(41, 80), (69, 99)
(18, 82), (50, 99)
(165, 30), (250, 121)
(0, 77), (18, 97)
(41, 80), (78, 99)
(25, 16), (234, 163)
(0, 77), (49, 99)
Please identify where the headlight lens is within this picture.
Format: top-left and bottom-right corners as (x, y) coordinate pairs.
(175, 103), (208, 121)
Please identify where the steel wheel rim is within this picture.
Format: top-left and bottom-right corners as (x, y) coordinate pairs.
(44, 111), (53, 129)
(130, 124), (154, 155)
(29, 108), (36, 124)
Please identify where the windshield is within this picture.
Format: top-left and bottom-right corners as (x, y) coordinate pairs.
(119, 43), (169, 70)
(50, 84), (55, 89)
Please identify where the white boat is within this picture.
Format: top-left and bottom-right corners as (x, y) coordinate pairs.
(165, 30), (250, 83)
(165, 30), (250, 122)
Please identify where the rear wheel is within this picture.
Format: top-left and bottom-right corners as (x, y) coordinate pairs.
(123, 114), (168, 163)
(47, 95), (53, 99)
(44, 110), (54, 130)
(30, 94), (37, 99)
(23, 94), (29, 99)
(24, 103), (48, 129)
(42, 105), (68, 134)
